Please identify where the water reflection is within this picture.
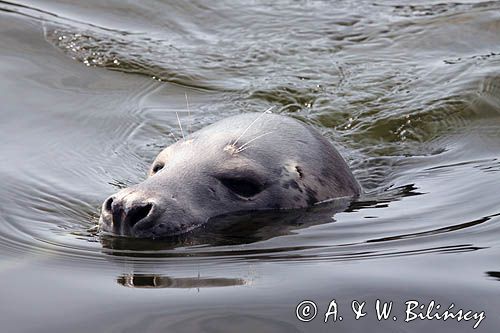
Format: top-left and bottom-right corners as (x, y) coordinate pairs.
(486, 271), (500, 282)
(117, 274), (246, 289)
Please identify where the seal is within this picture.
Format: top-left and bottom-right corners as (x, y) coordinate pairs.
(99, 111), (360, 238)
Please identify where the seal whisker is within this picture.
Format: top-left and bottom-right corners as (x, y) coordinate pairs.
(176, 111), (185, 140)
(185, 92), (192, 136)
(236, 131), (274, 153)
(170, 132), (179, 142)
(232, 106), (274, 147)
(235, 145), (253, 153)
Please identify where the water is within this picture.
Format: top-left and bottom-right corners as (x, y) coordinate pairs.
(1, 1), (500, 332)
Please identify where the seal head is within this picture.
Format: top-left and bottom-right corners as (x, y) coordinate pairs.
(99, 113), (360, 238)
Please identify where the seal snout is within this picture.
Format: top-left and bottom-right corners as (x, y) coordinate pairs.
(101, 193), (156, 236)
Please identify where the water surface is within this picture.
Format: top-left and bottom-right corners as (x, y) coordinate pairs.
(1, 1), (500, 332)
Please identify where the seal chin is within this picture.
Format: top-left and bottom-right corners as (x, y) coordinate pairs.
(99, 215), (204, 238)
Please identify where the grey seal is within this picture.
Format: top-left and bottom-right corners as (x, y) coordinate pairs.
(99, 112), (360, 238)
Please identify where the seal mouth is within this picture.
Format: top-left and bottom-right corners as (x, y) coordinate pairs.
(151, 222), (204, 238)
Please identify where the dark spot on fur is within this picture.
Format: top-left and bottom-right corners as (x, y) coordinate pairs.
(295, 166), (304, 179)
(293, 195), (302, 202)
(317, 176), (326, 186)
(282, 179), (302, 192)
(207, 186), (218, 199)
(304, 186), (318, 206)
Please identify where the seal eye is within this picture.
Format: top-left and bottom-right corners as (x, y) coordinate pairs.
(152, 162), (165, 174)
(218, 177), (263, 198)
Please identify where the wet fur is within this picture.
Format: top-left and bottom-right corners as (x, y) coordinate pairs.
(99, 112), (360, 238)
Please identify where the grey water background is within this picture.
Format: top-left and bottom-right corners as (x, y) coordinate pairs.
(1, 0), (500, 332)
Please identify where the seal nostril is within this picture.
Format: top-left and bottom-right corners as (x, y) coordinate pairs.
(104, 197), (113, 213)
(127, 203), (153, 227)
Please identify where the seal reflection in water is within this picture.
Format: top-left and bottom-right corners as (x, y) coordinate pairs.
(99, 111), (361, 238)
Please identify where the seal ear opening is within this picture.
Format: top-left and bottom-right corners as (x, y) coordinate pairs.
(218, 177), (263, 198)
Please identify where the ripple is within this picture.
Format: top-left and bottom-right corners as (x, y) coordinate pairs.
(1, 0), (500, 269)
